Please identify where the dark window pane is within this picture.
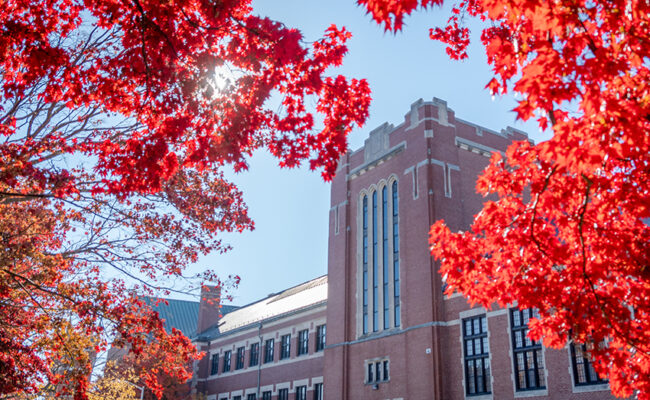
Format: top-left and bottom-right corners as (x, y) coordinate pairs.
(313, 383), (323, 400)
(463, 315), (490, 395)
(250, 343), (259, 367)
(383, 360), (389, 380)
(511, 308), (545, 391)
(571, 343), (607, 386)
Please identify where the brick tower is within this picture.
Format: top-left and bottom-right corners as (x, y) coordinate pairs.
(324, 98), (614, 399)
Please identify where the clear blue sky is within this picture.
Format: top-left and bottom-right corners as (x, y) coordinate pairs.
(187, 0), (550, 306)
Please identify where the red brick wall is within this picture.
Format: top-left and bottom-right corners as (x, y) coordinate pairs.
(196, 307), (325, 399)
(325, 98), (617, 400)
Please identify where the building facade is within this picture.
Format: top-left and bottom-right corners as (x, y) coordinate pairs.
(193, 277), (327, 400)
(190, 98), (615, 400)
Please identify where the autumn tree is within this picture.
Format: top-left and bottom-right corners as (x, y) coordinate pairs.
(358, 0), (649, 398)
(0, 0), (370, 398)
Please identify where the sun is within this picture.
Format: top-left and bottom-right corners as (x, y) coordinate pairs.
(212, 64), (237, 93)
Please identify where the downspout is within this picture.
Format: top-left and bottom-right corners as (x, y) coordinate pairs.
(256, 322), (263, 398)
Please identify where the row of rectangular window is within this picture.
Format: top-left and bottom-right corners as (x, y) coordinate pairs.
(462, 309), (607, 396)
(222, 384), (322, 400)
(210, 325), (326, 375)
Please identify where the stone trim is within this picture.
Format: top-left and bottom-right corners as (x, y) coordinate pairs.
(455, 136), (503, 158)
(348, 142), (406, 179)
(199, 351), (325, 382)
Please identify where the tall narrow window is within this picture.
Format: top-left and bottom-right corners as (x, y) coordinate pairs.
(210, 354), (219, 375)
(295, 386), (307, 400)
(511, 308), (545, 391)
(249, 342), (259, 367)
(316, 324), (326, 352)
(444, 163), (452, 197)
(297, 329), (309, 356)
(235, 346), (245, 370)
(247, 394), (256, 400)
(262, 392), (272, 400)
(463, 315), (491, 395)
(335, 205), (340, 235)
(383, 360), (389, 380)
(278, 389), (289, 400)
(392, 181), (400, 327)
(362, 195), (368, 334)
(280, 334), (291, 359)
(372, 191), (378, 332)
(222, 350), (231, 372)
(313, 383), (323, 400)
(382, 186), (389, 329)
(412, 167), (418, 198)
(264, 338), (274, 363)
(571, 342), (608, 386)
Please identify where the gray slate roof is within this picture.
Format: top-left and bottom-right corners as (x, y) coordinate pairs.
(196, 275), (328, 341)
(145, 298), (239, 338)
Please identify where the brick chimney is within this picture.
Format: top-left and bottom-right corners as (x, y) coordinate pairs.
(197, 285), (221, 335)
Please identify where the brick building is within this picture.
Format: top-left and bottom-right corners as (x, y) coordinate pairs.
(189, 98), (615, 400)
(192, 277), (327, 400)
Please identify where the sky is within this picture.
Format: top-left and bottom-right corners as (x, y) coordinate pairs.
(186, 0), (551, 307)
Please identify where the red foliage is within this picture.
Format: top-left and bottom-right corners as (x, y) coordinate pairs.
(363, 0), (650, 398)
(0, 0), (370, 398)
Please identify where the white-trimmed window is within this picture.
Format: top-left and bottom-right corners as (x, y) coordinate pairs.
(280, 334), (291, 359)
(511, 308), (545, 391)
(316, 324), (326, 352)
(249, 342), (259, 367)
(313, 383), (323, 400)
(571, 342), (608, 386)
(358, 179), (400, 336)
(463, 315), (491, 395)
(365, 358), (389, 384)
(295, 386), (307, 400)
(297, 329), (309, 356)
(222, 350), (231, 372)
(235, 346), (245, 370)
(210, 353), (219, 375)
(264, 339), (274, 363)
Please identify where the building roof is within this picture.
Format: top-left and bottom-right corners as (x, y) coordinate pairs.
(145, 298), (240, 338)
(196, 275), (328, 341)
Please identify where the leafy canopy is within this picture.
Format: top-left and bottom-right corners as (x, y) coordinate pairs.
(358, 0), (650, 398)
(0, 0), (370, 398)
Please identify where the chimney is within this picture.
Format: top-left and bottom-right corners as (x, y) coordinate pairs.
(197, 285), (221, 335)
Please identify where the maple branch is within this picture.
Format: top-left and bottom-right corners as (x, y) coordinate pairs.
(3, 268), (77, 304)
(0, 191), (54, 204)
(130, 0), (180, 98)
(528, 165), (558, 260)
(547, 109), (557, 127)
(575, 176), (613, 324)
(87, 251), (194, 296)
(576, 175), (650, 356)
(178, 6), (230, 33)
(6, 267), (80, 365)
(575, 14), (599, 55)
